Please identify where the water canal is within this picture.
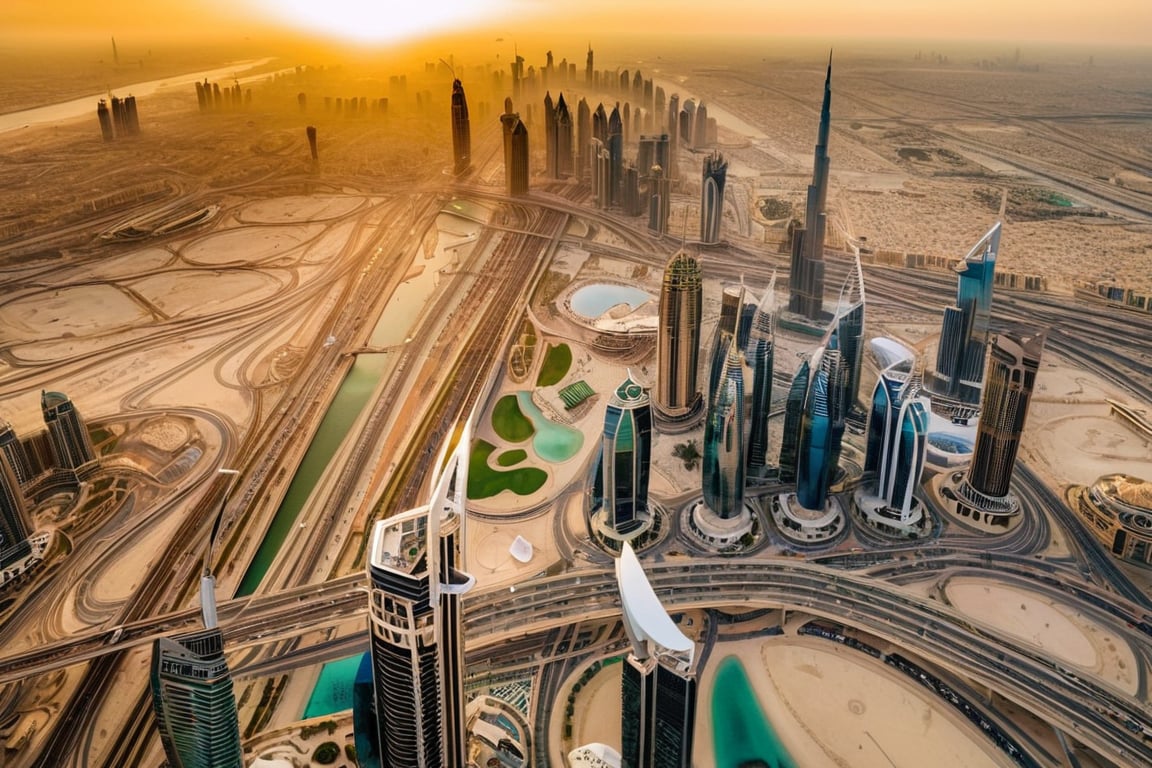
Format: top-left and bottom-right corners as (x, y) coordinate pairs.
(235, 211), (476, 596)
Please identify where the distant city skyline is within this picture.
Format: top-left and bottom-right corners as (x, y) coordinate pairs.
(3, 0), (1151, 47)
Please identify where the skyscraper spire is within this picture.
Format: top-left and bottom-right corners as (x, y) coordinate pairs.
(788, 52), (834, 322)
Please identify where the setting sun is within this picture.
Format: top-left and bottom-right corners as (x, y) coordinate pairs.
(251, 0), (525, 43)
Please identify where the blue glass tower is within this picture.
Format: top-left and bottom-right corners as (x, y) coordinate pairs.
(796, 341), (845, 511)
(929, 222), (1001, 416)
(598, 376), (652, 537)
(834, 257), (866, 418)
(865, 363), (930, 519)
(702, 335), (745, 519)
(778, 359), (810, 484)
(747, 275), (777, 473)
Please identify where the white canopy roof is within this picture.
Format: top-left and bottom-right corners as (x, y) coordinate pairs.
(509, 535), (533, 563)
(615, 542), (693, 660)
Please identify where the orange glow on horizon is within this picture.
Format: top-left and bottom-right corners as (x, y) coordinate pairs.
(1, 0), (1150, 47)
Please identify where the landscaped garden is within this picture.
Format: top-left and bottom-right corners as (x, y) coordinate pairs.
(536, 342), (573, 387)
(468, 439), (547, 499)
(492, 394), (536, 442)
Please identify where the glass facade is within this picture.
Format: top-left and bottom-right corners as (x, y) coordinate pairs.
(450, 79), (470, 175)
(702, 338), (745, 519)
(796, 343), (846, 511)
(655, 250), (702, 418)
(967, 330), (1045, 497)
(699, 152), (727, 244)
(150, 629), (243, 768)
(864, 366), (929, 519)
(930, 223), (1001, 405)
(778, 360), (809, 483)
(600, 377), (653, 535)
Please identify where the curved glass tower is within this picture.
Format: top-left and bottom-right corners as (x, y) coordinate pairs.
(778, 359), (810, 484)
(796, 340), (846, 511)
(702, 336), (745, 519)
(598, 376), (652, 536)
(747, 275), (777, 473)
(151, 630), (242, 768)
(366, 421), (475, 768)
(928, 222), (1001, 418)
(699, 151), (727, 244)
(865, 363), (930, 520)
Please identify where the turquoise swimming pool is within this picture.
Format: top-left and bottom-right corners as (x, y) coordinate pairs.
(515, 391), (583, 463)
(712, 655), (797, 768)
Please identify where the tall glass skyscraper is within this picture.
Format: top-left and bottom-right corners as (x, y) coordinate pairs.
(778, 358), (810, 484)
(699, 151), (727, 244)
(702, 335), (745, 520)
(41, 390), (95, 471)
(554, 93), (573, 178)
(654, 249), (703, 424)
(0, 420), (33, 485)
(788, 53), (833, 321)
(596, 376), (652, 537)
(796, 340), (846, 511)
(450, 79), (471, 176)
(708, 285), (745, 401)
(928, 222), (1001, 418)
(746, 275), (777, 473)
(150, 630), (243, 768)
(366, 422), (475, 768)
(0, 451), (31, 568)
(501, 108), (529, 197)
(864, 362), (930, 520)
(834, 257), (866, 418)
(964, 329), (1046, 499)
(607, 106), (623, 208)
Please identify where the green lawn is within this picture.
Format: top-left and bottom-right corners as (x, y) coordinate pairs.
(468, 440), (547, 499)
(497, 449), (528, 467)
(536, 343), (573, 387)
(492, 394), (535, 442)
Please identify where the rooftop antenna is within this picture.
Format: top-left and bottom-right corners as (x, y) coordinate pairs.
(439, 58), (457, 80)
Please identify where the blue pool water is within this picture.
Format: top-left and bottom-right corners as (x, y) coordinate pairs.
(303, 654), (363, 719)
(712, 655), (797, 768)
(570, 284), (654, 318)
(515, 391), (583, 463)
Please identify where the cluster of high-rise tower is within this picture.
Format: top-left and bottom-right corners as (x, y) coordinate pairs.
(138, 49), (1052, 768)
(481, 46), (729, 243)
(95, 95), (140, 142)
(1, 392), (96, 576)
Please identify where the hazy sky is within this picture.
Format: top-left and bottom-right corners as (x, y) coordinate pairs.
(3, 0), (1150, 47)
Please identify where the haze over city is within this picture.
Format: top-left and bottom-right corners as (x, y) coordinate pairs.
(1, 2), (1151, 768)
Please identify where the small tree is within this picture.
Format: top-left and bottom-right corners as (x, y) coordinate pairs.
(313, 741), (340, 765)
(672, 440), (701, 471)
